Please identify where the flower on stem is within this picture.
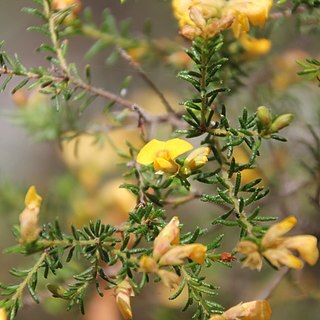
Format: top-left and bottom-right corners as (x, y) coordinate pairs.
(136, 138), (193, 174)
(139, 216), (207, 288)
(51, 0), (81, 15)
(172, 0), (273, 40)
(159, 243), (207, 266)
(236, 216), (319, 270)
(210, 300), (272, 320)
(19, 186), (42, 243)
(114, 279), (134, 320)
(153, 216), (180, 260)
(183, 147), (211, 171)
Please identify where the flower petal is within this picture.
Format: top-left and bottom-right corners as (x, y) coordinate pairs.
(262, 216), (297, 247)
(263, 248), (304, 269)
(282, 235), (319, 266)
(165, 138), (193, 159)
(136, 139), (166, 165)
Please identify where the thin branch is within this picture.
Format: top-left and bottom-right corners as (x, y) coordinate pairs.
(257, 267), (289, 300)
(117, 47), (178, 116)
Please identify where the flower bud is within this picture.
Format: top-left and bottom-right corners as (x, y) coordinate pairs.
(19, 186), (42, 243)
(269, 114), (294, 133)
(183, 147), (211, 171)
(180, 25), (201, 40)
(189, 7), (206, 29)
(0, 308), (7, 320)
(114, 280), (134, 320)
(257, 106), (272, 127)
(47, 283), (67, 298)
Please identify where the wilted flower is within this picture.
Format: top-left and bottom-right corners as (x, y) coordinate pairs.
(136, 138), (193, 174)
(158, 269), (181, 289)
(153, 216), (180, 260)
(235, 240), (263, 271)
(236, 216), (319, 270)
(159, 243), (207, 266)
(210, 300), (272, 320)
(172, 0), (273, 40)
(114, 279), (134, 320)
(19, 186), (42, 243)
(139, 255), (158, 273)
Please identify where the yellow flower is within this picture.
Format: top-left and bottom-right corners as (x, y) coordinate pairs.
(19, 186), (42, 243)
(51, 0), (81, 14)
(0, 309), (7, 320)
(172, 0), (225, 27)
(210, 300), (272, 320)
(153, 216), (180, 260)
(158, 243), (207, 266)
(183, 147), (211, 171)
(262, 216), (319, 269)
(172, 0), (273, 40)
(239, 34), (271, 59)
(114, 280), (134, 320)
(223, 0), (273, 37)
(136, 138), (193, 174)
(236, 216), (319, 270)
(139, 256), (159, 273)
(235, 240), (263, 271)
(158, 269), (181, 289)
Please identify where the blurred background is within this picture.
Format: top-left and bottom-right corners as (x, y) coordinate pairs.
(0, 1), (320, 319)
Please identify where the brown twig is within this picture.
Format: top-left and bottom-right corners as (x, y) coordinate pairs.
(117, 47), (178, 117)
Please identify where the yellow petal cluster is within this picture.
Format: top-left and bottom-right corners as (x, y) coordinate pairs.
(19, 186), (42, 243)
(236, 216), (319, 270)
(114, 279), (134, 320)
(136, 138), (193, 174)
(172, 0), (273, 43)
(139, 216), (207, 288)
(210, 300), (272, 320)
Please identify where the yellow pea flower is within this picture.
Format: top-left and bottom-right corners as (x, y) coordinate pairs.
(136, 138), (193, 174)
(210, 300), (272, 320)
(153, 216), (180, 260)
(183, 147), (211, 171)
(261, 216), (319, 269)
(139, 256), (158, 273)
(51, 0), (81, 14)
(19, 186), (42, 243)
(158, 243), (207, 266)
(239, 34), (271, 59)
(235, 240), (263, 271)
(0, 309), (7, 320)
(236, 216), (319, 270)
(114, 280), (134, 320)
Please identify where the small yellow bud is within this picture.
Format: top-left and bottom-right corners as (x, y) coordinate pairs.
(19, 186), (42, 243)
(257, 106), (272, 127)
(114, 280), (134, 320)
(269, 114), (294, 133)
(0, 308), (7, 320)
